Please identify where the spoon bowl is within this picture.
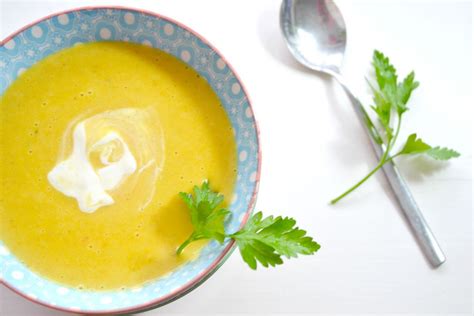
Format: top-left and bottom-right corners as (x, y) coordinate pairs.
(280, 0), (346, 75)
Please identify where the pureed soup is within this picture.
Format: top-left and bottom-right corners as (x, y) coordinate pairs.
(0, 42), (237, 290)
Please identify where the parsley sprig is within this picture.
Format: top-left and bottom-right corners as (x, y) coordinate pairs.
(330, 50), (460, 204)
(177, 181), (320, 269)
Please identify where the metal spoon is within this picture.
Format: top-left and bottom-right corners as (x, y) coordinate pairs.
(280, 0), (446, 267)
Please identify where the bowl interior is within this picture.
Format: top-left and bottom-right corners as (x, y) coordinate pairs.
(0, 7), (259, 314)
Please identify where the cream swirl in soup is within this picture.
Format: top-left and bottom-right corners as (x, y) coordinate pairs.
(48, 108), (164, 212)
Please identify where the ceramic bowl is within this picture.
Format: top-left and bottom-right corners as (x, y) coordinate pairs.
(0, 7), (260, 314)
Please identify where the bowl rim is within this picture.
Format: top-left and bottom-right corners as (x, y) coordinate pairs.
(0, 5), (262, 315)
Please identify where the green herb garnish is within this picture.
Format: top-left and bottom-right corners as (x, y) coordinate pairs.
(330, 50), (460, 204)
(176, 181), (320, 269)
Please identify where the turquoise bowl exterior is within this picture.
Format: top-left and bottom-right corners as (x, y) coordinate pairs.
(0, 7), (260, 314)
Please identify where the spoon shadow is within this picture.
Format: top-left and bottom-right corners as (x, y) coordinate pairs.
(256, 6), (313, 75)
(323, 80), (395, 206)
(324, 79), (377, 166)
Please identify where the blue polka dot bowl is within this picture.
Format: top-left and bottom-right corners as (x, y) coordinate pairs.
(0, 6), (260, 314)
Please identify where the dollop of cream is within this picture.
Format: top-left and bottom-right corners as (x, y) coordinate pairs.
(48, 108), (164, 213)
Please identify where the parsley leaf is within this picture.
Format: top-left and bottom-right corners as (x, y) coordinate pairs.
(397, 71), (419, 113)
(231, 212), (320, 269)
(373, 50), (397, 90)
(369, 86), (392, 137)
(398, 133), (460, 160)
(331, 50), (459, 204)
(176, 181), (230, 254)
(177, 181), (320, 269)
(426, 147), (461, 160)
(399, 133), (431, 155)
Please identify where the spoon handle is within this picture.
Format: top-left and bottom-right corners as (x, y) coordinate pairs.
(334, 74), (446, 267)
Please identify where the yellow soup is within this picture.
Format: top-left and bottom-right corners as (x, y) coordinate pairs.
(0, 42), (237, 290)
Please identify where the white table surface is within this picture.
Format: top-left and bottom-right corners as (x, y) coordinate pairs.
(0, 0), (472, 315)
